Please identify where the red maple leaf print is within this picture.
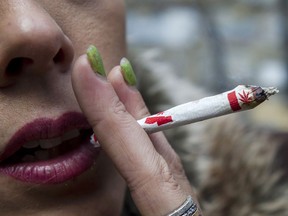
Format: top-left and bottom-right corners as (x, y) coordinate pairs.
(238, 90), (253, 104)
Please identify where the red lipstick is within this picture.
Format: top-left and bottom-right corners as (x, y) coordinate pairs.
(0, 112), (100, 184)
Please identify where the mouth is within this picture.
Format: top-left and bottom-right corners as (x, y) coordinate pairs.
(0, 112), (100, 184)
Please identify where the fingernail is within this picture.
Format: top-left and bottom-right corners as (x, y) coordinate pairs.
(120, 57), (137, 86)
(86, 45), (106, 77)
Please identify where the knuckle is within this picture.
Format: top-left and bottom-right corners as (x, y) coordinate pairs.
(157, 159), (181, 191)
(110, 96), (127, 115)
(88, 96), (128, 130)
(128, 157), (181, 195)
(169, 154), (187, 180)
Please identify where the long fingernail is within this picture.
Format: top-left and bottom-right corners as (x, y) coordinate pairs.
(120, 57), (137, 86)
(87, 45), (106, 77)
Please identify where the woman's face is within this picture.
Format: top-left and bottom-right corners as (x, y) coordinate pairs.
(0, 0), (126, 215)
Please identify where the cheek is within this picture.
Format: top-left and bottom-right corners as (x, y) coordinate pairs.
(43, 0), (126, 71)
(72, 12), (126, 72)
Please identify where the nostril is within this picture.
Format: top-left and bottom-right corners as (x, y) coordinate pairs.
(53, 48), (65, 64)
(5, 57), (33, 76)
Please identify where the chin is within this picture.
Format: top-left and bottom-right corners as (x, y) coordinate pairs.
(0, 153), (126, 216)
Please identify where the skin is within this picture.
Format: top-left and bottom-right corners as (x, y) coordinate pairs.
(0, 0), (200, 215)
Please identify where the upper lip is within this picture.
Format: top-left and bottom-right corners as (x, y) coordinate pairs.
(0, 112), (91, 162)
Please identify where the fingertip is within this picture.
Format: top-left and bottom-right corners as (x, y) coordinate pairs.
(71, 54), (90, 94)
(108, 65), (150, 120)
(107, 65), (122, 83)
(120, 57), (137, 86)
(71, 53), (111, 120)
(108, 65), (138, 92)
(72, 53), (108, 91)
(108, 64), (138, 98)
(72, 54), (86, 75)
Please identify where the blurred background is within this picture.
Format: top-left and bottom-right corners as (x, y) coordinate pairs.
(126, 0), (288, 130)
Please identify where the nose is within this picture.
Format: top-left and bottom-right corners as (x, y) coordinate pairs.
(0, 2), (74, 86)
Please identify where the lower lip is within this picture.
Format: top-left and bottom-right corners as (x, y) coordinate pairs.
(0, 139), (100, 184)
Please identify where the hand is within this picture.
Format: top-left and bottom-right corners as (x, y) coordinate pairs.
(72, 54), (202, 216)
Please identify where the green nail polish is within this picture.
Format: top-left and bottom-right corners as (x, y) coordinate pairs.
(87, 45), (106, 77)
(120, 57), (137, 86)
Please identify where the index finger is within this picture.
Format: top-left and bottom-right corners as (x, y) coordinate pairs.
(71, 54), (188, 216)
